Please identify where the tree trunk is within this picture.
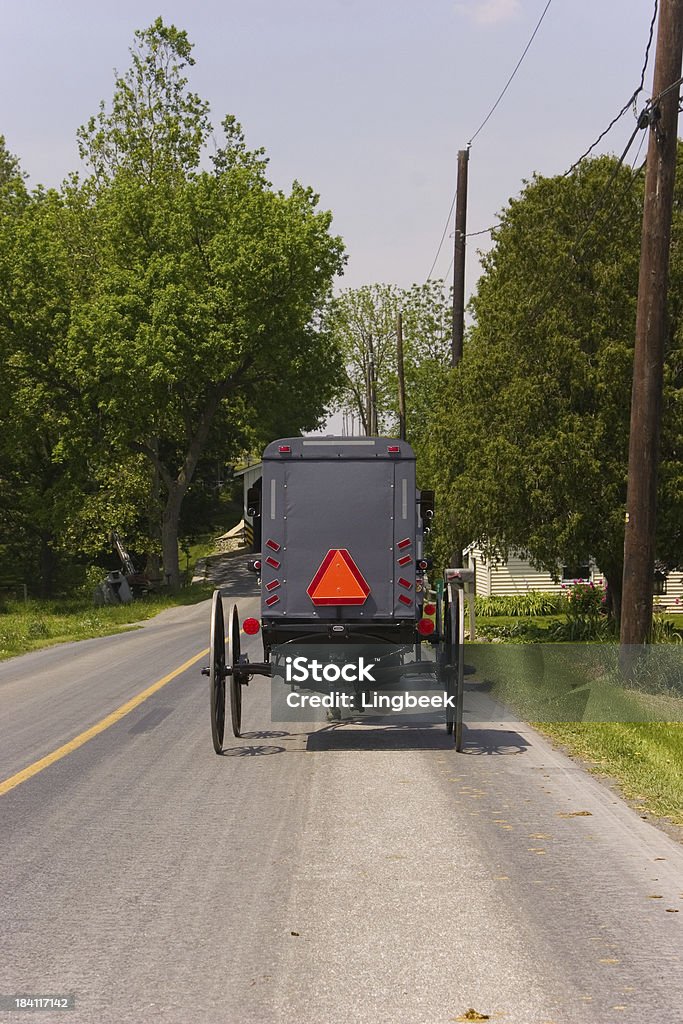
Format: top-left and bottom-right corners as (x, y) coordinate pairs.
(161, 485), (185, 592)
(603, 568), (622, 629)
(145, 439), (162, 585)
(141, 382), (232, 592)
(38, 533), (55, 599)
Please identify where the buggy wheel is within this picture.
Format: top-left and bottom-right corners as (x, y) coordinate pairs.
(228, 604), (243, 738)
(440, 588), (454, 734)
(442, 586), (464, 750)
(445, 671), (455, 735)
(452, 586), (465, 752)
(209, 590), (226, 754)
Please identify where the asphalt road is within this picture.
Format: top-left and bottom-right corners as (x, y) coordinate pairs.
(1, 561), (682, 1024)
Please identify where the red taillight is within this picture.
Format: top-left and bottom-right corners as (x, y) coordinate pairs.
(278, 445), (291, 454)
(242, 617), (260, 635)
(387, 445), (400, 454)
(417, 617), (435, 636)
(423, 602), (436, 616)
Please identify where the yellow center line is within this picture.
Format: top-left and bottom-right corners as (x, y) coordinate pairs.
(0, 646), (209, 798)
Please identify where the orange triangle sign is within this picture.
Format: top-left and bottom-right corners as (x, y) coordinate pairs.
(307, 549), (370, 606)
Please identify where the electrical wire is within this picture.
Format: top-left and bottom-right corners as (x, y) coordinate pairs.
(522, 120), (646, 331)
(468, 0), (554, 147)
(426, 0), (554, 280)
(426, 192), (457, 281)
(565, 0), (658, 176)
(569, 123), (643, 254)
(649, 74), (683, 106)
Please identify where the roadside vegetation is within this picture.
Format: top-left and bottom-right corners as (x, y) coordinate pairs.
(0, 529), (233, 660)
(471, 592), (683, 824)
(0, 18), (344, 599)
(540, 722), (683, 825)
(0, 586), (214, 661)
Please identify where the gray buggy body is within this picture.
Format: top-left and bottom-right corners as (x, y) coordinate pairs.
(258, 436), (428, 650)
(206, 436), (467, 751)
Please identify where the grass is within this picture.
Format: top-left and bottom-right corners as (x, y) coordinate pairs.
(0, 527), (237, 661)
(469, 639), (683, 824)
(0, 586), (214, 661)
(538, 721), (683, 824)
(182, 534), (221, 571)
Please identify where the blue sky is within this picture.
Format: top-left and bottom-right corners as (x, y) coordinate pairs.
(1, 1), (660, 298)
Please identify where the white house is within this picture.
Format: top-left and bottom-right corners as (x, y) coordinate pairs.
(463, 543), (683, 613)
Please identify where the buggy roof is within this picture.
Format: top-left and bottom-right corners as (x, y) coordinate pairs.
(262, 437), (415, 461)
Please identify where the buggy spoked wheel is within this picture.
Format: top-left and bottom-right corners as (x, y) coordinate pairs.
(228, 604), (244, 738)
(441, 586), (464, 750)
(209, 590), (226, 754)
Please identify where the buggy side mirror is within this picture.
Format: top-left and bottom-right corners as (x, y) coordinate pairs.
(419, 490), (435, 523)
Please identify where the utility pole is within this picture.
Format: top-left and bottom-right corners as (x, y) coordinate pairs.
(365, 333), (372, 434)
(396, 312), (406, 440)
(621, 0), (683, 647)
(367, 333), (378, 435)
(451, 147), (470, 366)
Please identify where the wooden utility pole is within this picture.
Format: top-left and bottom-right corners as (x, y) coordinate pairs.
(621, 0), (683, 646)
(451, 147), (470, 366)
(367, 332), (378, 435)
(396, 312), (407, 440)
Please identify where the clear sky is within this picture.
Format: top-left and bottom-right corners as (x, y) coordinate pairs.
(0, 0), (660, 299)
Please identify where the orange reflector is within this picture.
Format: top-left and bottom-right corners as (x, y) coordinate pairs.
(307, 549), (370, 606)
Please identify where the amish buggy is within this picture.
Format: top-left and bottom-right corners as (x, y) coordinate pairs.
(205, 437), (470, 751)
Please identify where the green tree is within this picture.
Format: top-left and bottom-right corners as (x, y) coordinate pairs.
(0, 144), (104, 594)
(70, 19), (345, 588)
(327, 284), (402, 434)
(423, 153), (683, 622)
(328, 279), (451, 439)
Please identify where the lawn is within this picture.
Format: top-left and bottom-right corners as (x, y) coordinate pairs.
(0, 586), (214, 661)
(539, 721), (683, 824)
(468, 632), (683, 825)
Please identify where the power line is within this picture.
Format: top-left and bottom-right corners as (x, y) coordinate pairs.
(426, 191), (457, 280)
(650, 72), (683, 105)
(520, 121), (647, 333)
(468, 0), (554, 147)
(565, 0), (658, 175)
(426, 0), (554, 280)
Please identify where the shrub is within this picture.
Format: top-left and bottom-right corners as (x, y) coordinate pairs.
(475, 592), (565, 617)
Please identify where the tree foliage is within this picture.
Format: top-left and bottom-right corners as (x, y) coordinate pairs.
(0, 21), (345, 594)
(422, 152), (683, 618)
(328, 280), (451, 442)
